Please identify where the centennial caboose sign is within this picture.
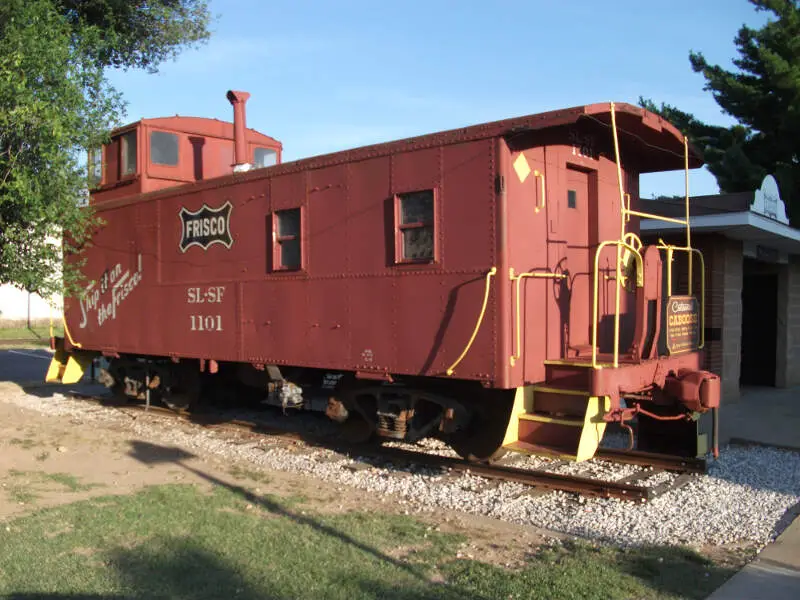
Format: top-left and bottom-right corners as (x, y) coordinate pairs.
(665, 296), (700, 355)
(179, 201), (234, 252)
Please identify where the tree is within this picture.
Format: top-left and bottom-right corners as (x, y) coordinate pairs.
(56, 1), (212, 72)
(640, 0), (800, 225)
(0, 0), (211, 299)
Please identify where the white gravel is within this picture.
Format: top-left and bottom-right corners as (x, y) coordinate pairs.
(3, 385), (799, 551)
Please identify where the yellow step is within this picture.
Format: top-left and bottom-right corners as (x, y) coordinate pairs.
(518, 413), (584, 427)
(502, 386), (610, 462)
(45, 339), (93, 385)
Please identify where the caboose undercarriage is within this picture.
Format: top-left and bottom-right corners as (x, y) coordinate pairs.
(50, 335), (720, 464)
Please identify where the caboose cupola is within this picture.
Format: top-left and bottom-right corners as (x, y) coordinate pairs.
(87, 92), (282, 203)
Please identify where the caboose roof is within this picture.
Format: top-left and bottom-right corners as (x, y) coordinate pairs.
(257, 101), (700, 176)
(100, 101), (702, 207)
(108, 115), (282, 148)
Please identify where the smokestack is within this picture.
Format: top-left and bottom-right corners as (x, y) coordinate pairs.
(226, 90), (251, 172)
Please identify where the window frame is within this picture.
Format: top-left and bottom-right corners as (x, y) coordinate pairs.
(271, 206), (303, 272)
(149, 130), (180, 168)
(393, 188), (439, 266)
(87, 146), (104, 188)
(254, 146), (278, 169)
(119, 130), (138, 180)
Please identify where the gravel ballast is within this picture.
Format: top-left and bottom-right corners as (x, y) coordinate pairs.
(3, 385), (798, 550)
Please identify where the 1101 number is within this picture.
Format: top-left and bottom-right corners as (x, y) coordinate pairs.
(190, 315), (223, 332)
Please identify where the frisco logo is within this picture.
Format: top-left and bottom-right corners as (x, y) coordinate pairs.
(179, 201), (233, 252)
(79, 254), (143, 328)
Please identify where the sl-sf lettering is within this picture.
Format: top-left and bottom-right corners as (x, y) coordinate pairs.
(187, 286), (226, 304)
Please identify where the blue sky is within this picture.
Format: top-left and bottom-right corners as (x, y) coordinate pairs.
(107, 0), (769, 198)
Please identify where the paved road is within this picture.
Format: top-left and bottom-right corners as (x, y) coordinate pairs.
(0, 347), (56, 385)
(0, 348), (106, 399)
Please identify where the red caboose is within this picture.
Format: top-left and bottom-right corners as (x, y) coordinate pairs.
(48, 91), (720, 463)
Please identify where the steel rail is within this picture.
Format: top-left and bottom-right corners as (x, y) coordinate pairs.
(361, 446), (664, 502)
(595, 448), (708, 474)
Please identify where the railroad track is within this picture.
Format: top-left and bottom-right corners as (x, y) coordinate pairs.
(62, 390), (705, 503)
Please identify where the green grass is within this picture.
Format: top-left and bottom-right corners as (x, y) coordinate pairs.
(6, 486), (39, 505)
(0, 481), (734, 599)
(0, 324), (63, 346)
(40, 472), (100, 492)
(2, 470), (102, 507)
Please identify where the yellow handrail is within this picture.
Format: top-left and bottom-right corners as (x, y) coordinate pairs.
(591, 240), (643, 369)
(509, 268), (567, 366)
(684, 135), (692, 295)
(50, 302), (82, 348)
(533, 170), (546, 213)
(63, 317), (82, 348)
(624, 193), (631, 223)
(656, 242), (706, 350)
(446, 267), (497, 376)
(624, 209), (688, 225)
(581, 102), (703, 369)
(611, 102), (626, 243)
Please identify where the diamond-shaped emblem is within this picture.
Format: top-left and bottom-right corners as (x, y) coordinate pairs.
(513, 153), (531, 183)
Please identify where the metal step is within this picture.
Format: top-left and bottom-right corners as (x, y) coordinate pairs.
(502, 386), (610, 462)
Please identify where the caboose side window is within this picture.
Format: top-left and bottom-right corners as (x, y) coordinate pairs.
(254, 147), (277, 168)
(151, 131), (179, 166)
(274, 208), (301, 270)
(120, 131), (137, 177)
(395, 190), (435, 263)
(88, 147), (103, 187)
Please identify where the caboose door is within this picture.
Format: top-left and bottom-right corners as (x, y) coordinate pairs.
(541, 148), (599, 364)
(563, 165), (594, 352)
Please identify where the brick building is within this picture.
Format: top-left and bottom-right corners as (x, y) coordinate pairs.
(641, 175), (800, 402)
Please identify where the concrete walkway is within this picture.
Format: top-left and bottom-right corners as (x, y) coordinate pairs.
(719, 385), (800, 449)
(706, 385), (800, 599)
(706, 512), (800, 599)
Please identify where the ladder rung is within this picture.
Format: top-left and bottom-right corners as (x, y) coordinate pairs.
(518, 413), (584, 427)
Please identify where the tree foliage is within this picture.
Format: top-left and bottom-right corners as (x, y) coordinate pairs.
(0, 0), (211, 300)
(56, 0), (211, 72)
(641, 0), (800, 224)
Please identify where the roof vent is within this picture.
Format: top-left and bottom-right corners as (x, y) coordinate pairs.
(226, 90), (252, 173)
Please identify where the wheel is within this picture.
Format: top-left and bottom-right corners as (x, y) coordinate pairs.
(160, 363), (202, 412)
(447, 388), (515, 462)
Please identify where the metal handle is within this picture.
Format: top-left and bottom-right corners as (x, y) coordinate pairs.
(624, 193), (631, 222)
(534, 170), (546, 213)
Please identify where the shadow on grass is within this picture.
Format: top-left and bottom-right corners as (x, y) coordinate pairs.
(1, 439), (739, 599)
(4, 538), (469, 599)
(122, 439), (494, 600)
(127, 440), (434, 582)
(616, 543), (737, 599)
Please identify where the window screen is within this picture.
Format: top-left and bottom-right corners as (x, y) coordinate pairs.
(568, 189), (577, 209)
(151, 131), (179, 166)
(120, 131), (137, 176)
(254, 147), (277, 168)
(397, 190), (434, 261)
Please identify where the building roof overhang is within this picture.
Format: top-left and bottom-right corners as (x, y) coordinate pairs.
(641, 211), (800, 255)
